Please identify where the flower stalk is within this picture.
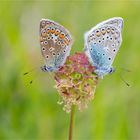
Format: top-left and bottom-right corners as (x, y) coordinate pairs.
(68, 105), (75, 140)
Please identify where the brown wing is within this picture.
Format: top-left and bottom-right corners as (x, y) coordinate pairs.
(40, 19), (73, 68)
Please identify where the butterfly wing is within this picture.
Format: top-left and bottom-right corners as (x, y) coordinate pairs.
(84, 17), (123, 76)
(40, 19), (73, 71)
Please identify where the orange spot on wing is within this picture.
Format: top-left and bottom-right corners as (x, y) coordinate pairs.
(42, 32), (47, 37)
(59, 33), (65, 39)
(51, 29), (55, 33)
(64, 38), (69, 45)
(55, 30), (60, 36)
(96, 31), (101, 37)
(47, 29), (51, 33)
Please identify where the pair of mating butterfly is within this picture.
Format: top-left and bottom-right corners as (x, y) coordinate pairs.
(40, 17), (123, 78)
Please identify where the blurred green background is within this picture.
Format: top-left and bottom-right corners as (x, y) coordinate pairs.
(0, 0), (140, 139)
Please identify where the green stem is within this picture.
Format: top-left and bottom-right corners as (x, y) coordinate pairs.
(68, 106), (75, 140)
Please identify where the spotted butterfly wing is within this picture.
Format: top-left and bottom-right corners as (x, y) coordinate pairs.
(84, 17), (123, 78)
(40, 19), (73, 72)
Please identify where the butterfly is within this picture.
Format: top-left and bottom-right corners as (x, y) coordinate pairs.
(39, 19), (73, 72)
(84, 17), (123, 78)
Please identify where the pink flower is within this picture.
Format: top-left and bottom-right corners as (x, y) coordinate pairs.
(54, 52), (98, 113)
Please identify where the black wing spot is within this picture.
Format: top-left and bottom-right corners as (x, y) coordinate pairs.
(96, 30), (99, 33)
(52, 52), (56, 56)
(102, 28), (105, 31)
(57, 41), (61, 45)
(42, 47), (45, 51)
(47, 37), (51, 40)
(108, 58), (111, 60)
(46, 55), (49, 59)
(44, 41), (48, 45)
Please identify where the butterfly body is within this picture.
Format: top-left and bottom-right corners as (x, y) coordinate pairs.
(40, 19), (73, 72)
(84, 17), (123, 78)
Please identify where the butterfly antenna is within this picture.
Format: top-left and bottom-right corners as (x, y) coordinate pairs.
(119, 74), (130, 87)
(23, 66), (40, 76)
(23, 66), (41, 85)
(120, 67), (131, 73)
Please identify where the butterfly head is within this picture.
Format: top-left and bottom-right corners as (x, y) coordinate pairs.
(109, 67), (116, 74)
(40, 65), (57, 72)
(94, 66), (115, 78)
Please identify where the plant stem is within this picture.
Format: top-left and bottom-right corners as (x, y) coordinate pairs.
(68, 106), (75, 140)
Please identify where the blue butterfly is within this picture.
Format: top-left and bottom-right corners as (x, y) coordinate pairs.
(40, 19), (73, 72)
(84, 17), (123, 78)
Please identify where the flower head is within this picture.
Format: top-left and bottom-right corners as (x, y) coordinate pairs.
(54, 52), (98, 113)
